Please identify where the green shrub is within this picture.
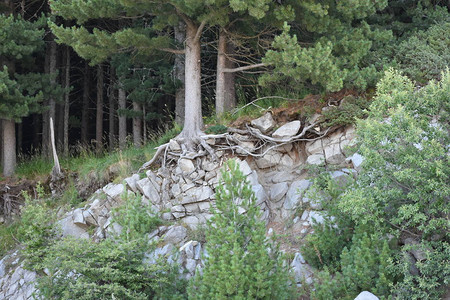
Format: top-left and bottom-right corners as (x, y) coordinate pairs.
(18, 187), (58, 269)
(35, 192), (186, 299)
(312, 233), (395, 300)
(395, 22), (450, 83)
(37, 237), (186, 300)
(112, 191), (163, 242)
(189, 160), (294, 299)
(321, 96), (371, 127)
(337, 69), (450, 298)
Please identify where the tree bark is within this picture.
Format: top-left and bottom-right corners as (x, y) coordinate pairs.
(174, 22), (186, 126)
(108, 65), (116, 150)
(96, 65), (104, 152)
(1, 119), (16, 177)
(48, 40), (57, 156)
(81, 62), (90, 144)
(216, 30), (236, 116)
(180, 23), (203, 139)
(132, 101), (142, 147)
(63, 46), (70, 156)
(118, 84), (127, 150)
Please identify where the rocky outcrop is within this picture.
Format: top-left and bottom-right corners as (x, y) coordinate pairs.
(0, 115), (360, 297)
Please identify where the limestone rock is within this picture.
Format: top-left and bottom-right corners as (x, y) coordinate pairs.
(250, 112), (276, 133)
(59, 215), (89, 239)
(255, 151), (282, 169)
(272, 120), (301, 139)
(183, 216), (200, 230)
(103, 183), (124, 200)
(164, 226), (187, 245)
(324, 142), (345, 165)
(290, 253), (313, 283)
(284, 179), (311, 210)
(136, 178), (160, 204)
(72, 208), (86, 225)
(306, 154), (325, 165)
(124, 174), (140, 193)
(169, 139), (181, 151)
(236, 159), (252, 176)
(354, 291), (379, 300)
(270, 182), (289, 203)
(179, 159), (195, 174)
(346, 153), (364, 171)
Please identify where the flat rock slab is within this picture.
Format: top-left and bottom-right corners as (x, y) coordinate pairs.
(272, 121), (301, 139)
(251, 112), (276, 133)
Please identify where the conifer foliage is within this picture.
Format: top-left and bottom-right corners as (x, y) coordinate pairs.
(189, 160), (293, 300)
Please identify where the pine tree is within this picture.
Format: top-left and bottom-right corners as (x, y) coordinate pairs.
(49, 0), (293, 148)
(189, 159), (293, 299)
(261, 0), (392, 92)
(0, 11), (45, 176)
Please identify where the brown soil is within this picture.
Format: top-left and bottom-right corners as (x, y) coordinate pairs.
(231, 88), (361, 128)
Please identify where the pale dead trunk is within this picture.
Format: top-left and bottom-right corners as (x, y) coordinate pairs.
(133, 102), (142, 148)
(81, 63), (89, 144)
(180, 23), (203, 139)
(108, 65), (116, 150)
(118, 84), (127, 150)
(63, 46), (70, 155)
(174, 22), (186, 126)
(215, 30), (236, 116)
(1, 119), (16, 177)
(96, 65), (104, 152)
(48, 40), (57, 155)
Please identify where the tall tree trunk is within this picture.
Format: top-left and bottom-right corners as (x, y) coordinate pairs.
(48, 40), (57, 156)
(1, 119), (16, 177)
(108, 65), (116, 150)
(96, 65), (104, 152)
(81, 62), (90, 144)
(118, 83), (127, 150)
(132, 102), (142, 147)
(63, 46), (70, 155)
(180, 23), (203, 139)
(174, 22), (186, 126)
(215, 30), (236, 116)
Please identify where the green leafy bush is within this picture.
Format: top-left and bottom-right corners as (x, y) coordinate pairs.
(321, 96), (371, 127)
(37, 237), (185, 300)
(112, 191), (163, 242)
(395, 22), (450, 83)
(18, 186), (58, 269)
(312, 233), (395, 300)
(189, 160), (294, 299)
(26, 192), (186, 299)
(337, 69), (450, 298)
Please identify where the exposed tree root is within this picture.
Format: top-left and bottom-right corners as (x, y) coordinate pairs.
(139, 120), (334, 171)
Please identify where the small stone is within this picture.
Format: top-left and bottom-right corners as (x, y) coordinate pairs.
(251, 112), (276, 133)
(306, 154), (325, 165)
(169, 139), (181, 151)
(270, 182), (289, 203)
(103, 183), (124, 200)
(183, 216), (200, 230)
(354, 291), (379, 300)
(164, 226), (187, 245)
(72, 208), (85, 225)
(185, 258), (197, 274)
(235, 159), (252, 176)
(284, 180), (311, 210)
(255, 151), (282, 169)
(124, 174), (140, 192)
(272, 121), (301, 139)
(179, 159), (195, 174)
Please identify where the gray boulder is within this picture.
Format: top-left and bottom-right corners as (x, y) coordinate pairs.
(354, 291), (379, 300)
(272, 120), (301, 139)
(251, 112), (276, 133)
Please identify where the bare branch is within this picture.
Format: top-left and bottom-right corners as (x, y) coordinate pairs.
(194, 20), (207, 43)
(158, 48), (185, 54)
(223, 62), (266, 73)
